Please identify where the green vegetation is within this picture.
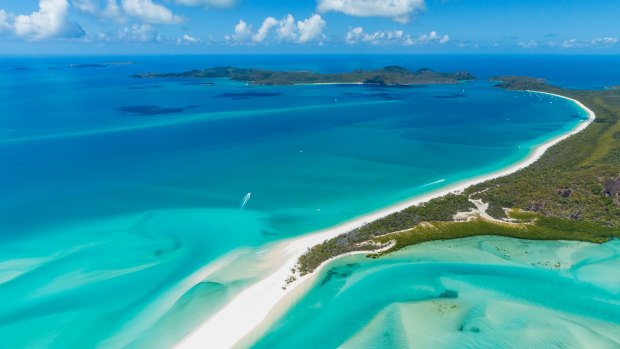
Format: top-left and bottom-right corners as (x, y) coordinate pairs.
(297, 194), (475, 274)
(133, 66), (476, 86)
(297, 76), (620, 275)
(371, 214), (616, 257)
(489, 75), (562, 92)
(475, 76), (620, 226)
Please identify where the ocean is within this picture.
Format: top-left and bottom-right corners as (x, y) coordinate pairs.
(0, 55), (617, 348)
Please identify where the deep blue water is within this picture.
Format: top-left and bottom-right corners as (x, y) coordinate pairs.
(0, 55), (610, 348)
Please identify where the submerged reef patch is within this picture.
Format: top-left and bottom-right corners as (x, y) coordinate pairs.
(214, 92), (282, 99)
(342, 92), (404, 101)
(127, 85), (164, 90)
(432, 94), (466, 99)
(116, 105), (199, 116)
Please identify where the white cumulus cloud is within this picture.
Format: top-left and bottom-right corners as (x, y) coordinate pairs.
(277, 14), (297, 41)
(517, 39), (538, 49)
(556, 37), (618, 48)
(253, 17), (278, 42)
(517, 36), (618, 49)
(547, 37), (619, 49)
(99, 22), (199, 43)
(103, 0), (123, 19)
(317, 0), (425, 23)
(121, 0), (183, 24)
(296, 14), (326, 43)
(346, 27), (448, 45)
(75, 0), (124, 22)
(115, 23), (161, 41)
(415, 30), (449, 44)
(0, 10), (12, 33)
(177, 33), (201, 44)
(73, 0), (98, 13)
(346, 27), (404, 44)
(13, 0), (84, 40)
(225, 19), (252, 42)
(591, 37), (618, 45)
(227, 14), (326, 44)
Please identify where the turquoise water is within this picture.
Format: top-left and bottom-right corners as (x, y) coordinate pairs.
(252, 237), (620, 349)
(0, 56), (594, 347)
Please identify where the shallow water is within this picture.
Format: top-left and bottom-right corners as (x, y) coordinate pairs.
(0, 56), (595, 347)
(252, 237), (620, 349)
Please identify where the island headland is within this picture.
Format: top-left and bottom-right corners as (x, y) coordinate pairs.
(297, 76), (620, 275)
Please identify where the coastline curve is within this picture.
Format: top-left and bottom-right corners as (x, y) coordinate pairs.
(174, 91), (596, 349)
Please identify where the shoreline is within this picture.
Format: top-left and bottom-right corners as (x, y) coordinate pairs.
(174, 91), (596, 349)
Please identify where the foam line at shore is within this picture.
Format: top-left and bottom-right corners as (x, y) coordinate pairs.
(174, 91), (596, 349)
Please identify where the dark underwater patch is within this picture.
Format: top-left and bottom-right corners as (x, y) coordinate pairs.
(320, 270), (338, 287)
(395, 84), (428, 88)
(439, 290), (459, 298)
(127, 84), (164, 90)
(320, 265), (358, 287)
(571, 113), (589, 120)
(117, 105), (187, 116)
(259, 226), (285, 237)
(458, 324), (481, 333)
(180, 81), (215, 86)
(432, 94), (466, 99)
(458, 324), (480, 333)
(364, 84), (428, 90)
(215, 92), (282, 99)
(70, 64), (107, 68)
(342, 92), (404, 101)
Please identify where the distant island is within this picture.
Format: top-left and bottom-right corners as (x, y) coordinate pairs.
(133, 66), (476, 86)
(489, 75), (557, 91)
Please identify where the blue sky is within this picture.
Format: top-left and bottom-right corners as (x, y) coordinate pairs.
(0, 0), (619, 54)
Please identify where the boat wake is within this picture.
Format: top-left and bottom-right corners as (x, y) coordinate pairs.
(240, 192), (252, 209)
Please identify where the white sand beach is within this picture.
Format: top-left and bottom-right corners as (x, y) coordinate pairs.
(174, 91), (596, 349)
